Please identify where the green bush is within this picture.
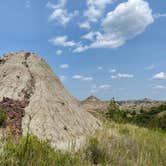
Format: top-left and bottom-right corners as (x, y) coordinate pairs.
(131, 104), (166, 131)
(106, 99), (128, 123)
(0, 107), (7, 126)
(149, 114), (166, 131)
(106, 100), (166, 131)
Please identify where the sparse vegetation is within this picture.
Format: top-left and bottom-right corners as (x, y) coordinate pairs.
(0, 107), (7, 126)
(0, 122), (166, 166)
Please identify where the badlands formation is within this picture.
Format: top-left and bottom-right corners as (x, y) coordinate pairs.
(0, 52), (100, 149)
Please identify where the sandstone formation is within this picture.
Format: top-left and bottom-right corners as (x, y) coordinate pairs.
(0, 52), (100, 149)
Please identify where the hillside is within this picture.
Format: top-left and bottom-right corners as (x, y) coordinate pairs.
(0, 52), (100, 150)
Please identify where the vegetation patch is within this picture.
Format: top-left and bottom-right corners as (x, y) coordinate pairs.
(1, 122), (166, 166)
(106, 99), (166, 131)
(0, 107), (7, 126)
(0, 97), (26, 135)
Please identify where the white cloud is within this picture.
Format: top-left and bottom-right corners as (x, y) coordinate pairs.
(59, 64), (69, 69)
(75, 0), (154, 52)
(145, 65), (155, 70)
(90, 84), (111, 93)
(82, 31), (95, 41)
(99, 84), (111, 89)
(82, 77), (93, 81)
(72, 75), (93, 81)
(56, 50), (63, 55)
(109, 68), (116, 73)
(84, 0), (113, 23)
(97, 66), (103, 70)
(49, 0), (157, 53)
(153, 72), (166, 80)
(82, 31), (101, 41)
(111, 73), (134, 79)
(78, 22), (91, 29)
(47, 0), (78, 26)
(60, 75), (67, 81)
(153, 85), (166, 90)
(72, 75), (83, 80)
(49, 36), (76, 47)
(50, 36), (88, 53)
(73, 45), (88, 53)
(90, 0), (154, 49)
(153, 13), (166, 19)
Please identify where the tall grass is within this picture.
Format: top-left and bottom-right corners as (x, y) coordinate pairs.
(0, 135), (83, 166)
(0, 122), (166, 166)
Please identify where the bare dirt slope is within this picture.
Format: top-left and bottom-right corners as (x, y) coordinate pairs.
(0, 52), (100, 149)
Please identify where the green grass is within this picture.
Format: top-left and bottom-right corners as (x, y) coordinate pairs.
(0, 122), (166, 166)
(0, 135), (83, 166)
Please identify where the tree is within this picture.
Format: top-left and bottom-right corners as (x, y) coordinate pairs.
(106, 98), (127, 123)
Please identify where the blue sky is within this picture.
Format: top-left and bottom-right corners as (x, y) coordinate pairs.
(0, 0), (166, 100)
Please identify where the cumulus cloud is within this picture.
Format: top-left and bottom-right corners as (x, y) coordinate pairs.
(75, 0), (154, 52)
(84, 0), (113, 23)
(50, 36), (88, 53)
(73, 45), (88, 53)
(82, 31), (101, 41)
(72, 75), (93, 81)
(49, 0), (158, 53)
(153, 72), (166, 80)
(59, 64), (69, 69)
(78, 22), (91, 29)
(90, 84), (111, 93)
(49, 36), (76, 47)
(82, 31), (95, 41)
(90, 0), (154, 49)
(56, 50), (63, 55)
(111, 73), (134, 79)
(47, 0), (78, 26)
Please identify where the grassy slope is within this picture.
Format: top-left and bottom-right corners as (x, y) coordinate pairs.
(0, 121), (166, 166)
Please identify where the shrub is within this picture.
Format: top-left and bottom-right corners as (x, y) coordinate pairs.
(106, 99), (128, 123)
(0, 107), (7, 126)
(131, 104), (166, 131)
(106, 100), (166, 131)
(149, 114), (166, 131)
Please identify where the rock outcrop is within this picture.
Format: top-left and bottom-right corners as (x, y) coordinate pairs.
(0, 52), (100, 149)
(80, 96), (110, 113)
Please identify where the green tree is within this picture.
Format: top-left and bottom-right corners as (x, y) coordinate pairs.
(106, 98), (127, 123)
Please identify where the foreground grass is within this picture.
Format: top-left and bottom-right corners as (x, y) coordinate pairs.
(0, 122), (166, 166)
